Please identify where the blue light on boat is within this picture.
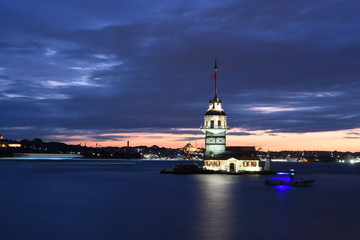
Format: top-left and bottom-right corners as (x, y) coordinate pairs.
(269, 177), (292, 182)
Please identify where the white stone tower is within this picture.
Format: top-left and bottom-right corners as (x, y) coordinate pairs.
(200, 59), (229, 157)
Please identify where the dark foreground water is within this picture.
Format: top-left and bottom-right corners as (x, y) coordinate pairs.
(0, 160), (359, 240)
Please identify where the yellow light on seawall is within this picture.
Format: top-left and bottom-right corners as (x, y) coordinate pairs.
(8, 144), (21, 147)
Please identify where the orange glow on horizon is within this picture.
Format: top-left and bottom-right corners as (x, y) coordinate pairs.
(50, 128), (360, 152)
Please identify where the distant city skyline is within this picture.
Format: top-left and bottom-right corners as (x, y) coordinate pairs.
(1, 1), (359, 151)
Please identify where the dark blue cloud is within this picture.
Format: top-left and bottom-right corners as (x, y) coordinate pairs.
(1, 0), (360, 142)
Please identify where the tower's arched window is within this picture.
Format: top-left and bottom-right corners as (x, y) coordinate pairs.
(218, 120), (221, 127)
(210, 120), (214, 128)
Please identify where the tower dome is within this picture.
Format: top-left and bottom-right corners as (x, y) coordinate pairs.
(205, 97), (226, 116)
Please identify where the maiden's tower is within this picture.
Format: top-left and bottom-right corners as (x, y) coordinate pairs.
(201, 60), (262, 173)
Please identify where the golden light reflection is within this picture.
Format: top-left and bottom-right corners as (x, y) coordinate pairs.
(194, 175), (237, 239)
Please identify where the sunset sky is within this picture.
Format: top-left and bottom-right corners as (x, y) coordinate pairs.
(1, 0), (360, 151)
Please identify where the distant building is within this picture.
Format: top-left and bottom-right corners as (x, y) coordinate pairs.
(183, 143), (201, 152)
(0, 135), (21, 148)
(200, 60), (261, 172)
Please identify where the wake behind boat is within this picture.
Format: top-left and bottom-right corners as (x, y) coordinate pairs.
(265, 169), (315, 187)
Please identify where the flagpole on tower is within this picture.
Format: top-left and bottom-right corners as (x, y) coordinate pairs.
(214, 58), (218, 98)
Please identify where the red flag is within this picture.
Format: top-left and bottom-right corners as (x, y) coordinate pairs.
(210, 74), (216, 80)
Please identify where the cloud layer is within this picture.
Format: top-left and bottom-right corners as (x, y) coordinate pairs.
(0, 0), (359, 149)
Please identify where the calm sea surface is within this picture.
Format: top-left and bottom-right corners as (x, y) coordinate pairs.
(0, 159), (359, 240)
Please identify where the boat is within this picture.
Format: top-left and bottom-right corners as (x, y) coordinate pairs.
(160, 162), (214, 174)
(265, 169), (314, 186)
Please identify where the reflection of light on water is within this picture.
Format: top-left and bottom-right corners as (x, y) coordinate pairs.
(21, 161), (136, 168)
(275, 185), (292, 191)
(195, 175), (237, 239)
(4, 153), (84, 160)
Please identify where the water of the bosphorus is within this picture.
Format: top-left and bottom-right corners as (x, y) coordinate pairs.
(0, 160), (359, 240)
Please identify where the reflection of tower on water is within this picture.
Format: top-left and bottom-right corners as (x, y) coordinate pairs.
(195, 175), (237, 239)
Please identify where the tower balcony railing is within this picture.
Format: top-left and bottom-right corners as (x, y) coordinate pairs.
(200, 125), (230, 130)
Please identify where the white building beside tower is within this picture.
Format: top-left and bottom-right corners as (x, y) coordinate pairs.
(200, 60), (262, 172)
